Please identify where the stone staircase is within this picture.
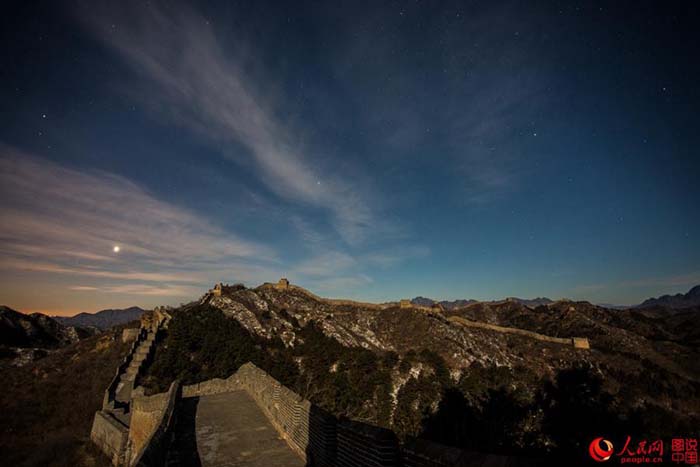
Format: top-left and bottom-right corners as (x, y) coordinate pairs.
(91, 308), (172, 465)
(115, 331), (157, 407)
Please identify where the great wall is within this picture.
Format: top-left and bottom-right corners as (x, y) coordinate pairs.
(91, 280), (589, 466)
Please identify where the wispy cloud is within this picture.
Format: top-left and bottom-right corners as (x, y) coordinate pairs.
(295, 251), (357, 277)
(0, 147), (276, 297)
(79, 1), (383, 245)
(70, 284), (200, 297)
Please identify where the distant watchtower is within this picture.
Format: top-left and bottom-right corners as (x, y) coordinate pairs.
(400, 299), (412, 309)
(276, 278), (290, 290)
(211, 283), (223, 296)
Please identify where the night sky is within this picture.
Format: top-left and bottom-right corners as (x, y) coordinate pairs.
(1, 1), (699, 314)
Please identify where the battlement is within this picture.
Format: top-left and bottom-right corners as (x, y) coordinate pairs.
(210, 282), (223, 296)
(207, 282), (246, 298)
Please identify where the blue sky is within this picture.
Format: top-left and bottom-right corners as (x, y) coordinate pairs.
(1, 1), (698, 314)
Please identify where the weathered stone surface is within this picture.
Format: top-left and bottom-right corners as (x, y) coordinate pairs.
(128, 381), (179, 466)
(572, 337), (591, 349)
(90, 410), (127, 465)
(179, 391), (305, 467)
(121, 328), (139, 343)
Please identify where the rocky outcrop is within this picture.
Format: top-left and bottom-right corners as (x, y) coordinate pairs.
(0, 305), (98, 367)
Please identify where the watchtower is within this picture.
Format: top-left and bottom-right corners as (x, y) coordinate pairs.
(572, 337), (590, 349)
(210, 283), (223, 297)
(276, 278), (290, 290)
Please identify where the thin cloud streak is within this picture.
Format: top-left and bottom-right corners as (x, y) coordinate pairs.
(80, 1), (381, 245)
(0, 147), (277, 297)
(70, 284), (201, 297)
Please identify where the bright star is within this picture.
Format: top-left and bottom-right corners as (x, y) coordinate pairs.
(113, 245), (121, 253)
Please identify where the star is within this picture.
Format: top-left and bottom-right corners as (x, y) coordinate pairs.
(113, 245), (121, 253)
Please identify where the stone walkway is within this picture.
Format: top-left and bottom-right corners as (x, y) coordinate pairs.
(167, 390), (304, 467)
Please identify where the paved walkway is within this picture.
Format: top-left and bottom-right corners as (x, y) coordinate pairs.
(168, 390), (304, 467)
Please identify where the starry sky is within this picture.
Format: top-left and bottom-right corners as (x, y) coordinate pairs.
(1, 1), (699, 314)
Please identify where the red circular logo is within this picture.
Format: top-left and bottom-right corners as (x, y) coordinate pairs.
(589, 437), (614, 462)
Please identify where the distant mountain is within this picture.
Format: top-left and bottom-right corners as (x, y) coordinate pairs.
(410, 296), (478, 309)
(410, 296), (553, 309)
(503, 297), (554, 307)
(597, 303), (631, 310)
(0, 306), (96, 350)
(637, 285), (700, 310)
(55, 306), (144, 330)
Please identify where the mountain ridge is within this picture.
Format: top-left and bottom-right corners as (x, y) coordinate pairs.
(410, 295), (553, 309)
(637, 285), (700, 310)
(54, 306), (145, 329)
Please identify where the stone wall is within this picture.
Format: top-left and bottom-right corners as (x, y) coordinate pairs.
(139, 307), (171, 332)
(92, 315), (171, 466)
(128, 381), (180, 466)
(122, 328), (140, 343)
(182, 374), (239, 397)
(90, 410), (128, 465)
(182, 362), (510, 467)
(448, 316), (590, 350)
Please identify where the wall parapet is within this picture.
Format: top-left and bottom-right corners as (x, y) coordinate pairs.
(128, 380), (181, 467)
(90, 410), (129, 465)
(181, 362), (512, 467)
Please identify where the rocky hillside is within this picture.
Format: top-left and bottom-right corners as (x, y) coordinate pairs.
(204, 284), (699, 380)
(0, 306), (98, 367)
(54, 306), (144, 330)
(141, 281), (700, 461)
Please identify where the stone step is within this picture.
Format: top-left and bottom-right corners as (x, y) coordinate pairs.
(128, 358), (142, 368)
(131, 354), (146, 364)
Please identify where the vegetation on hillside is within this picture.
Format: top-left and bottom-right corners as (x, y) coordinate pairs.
(141, 304), (700, 463)
(0, 327), (131, 467)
